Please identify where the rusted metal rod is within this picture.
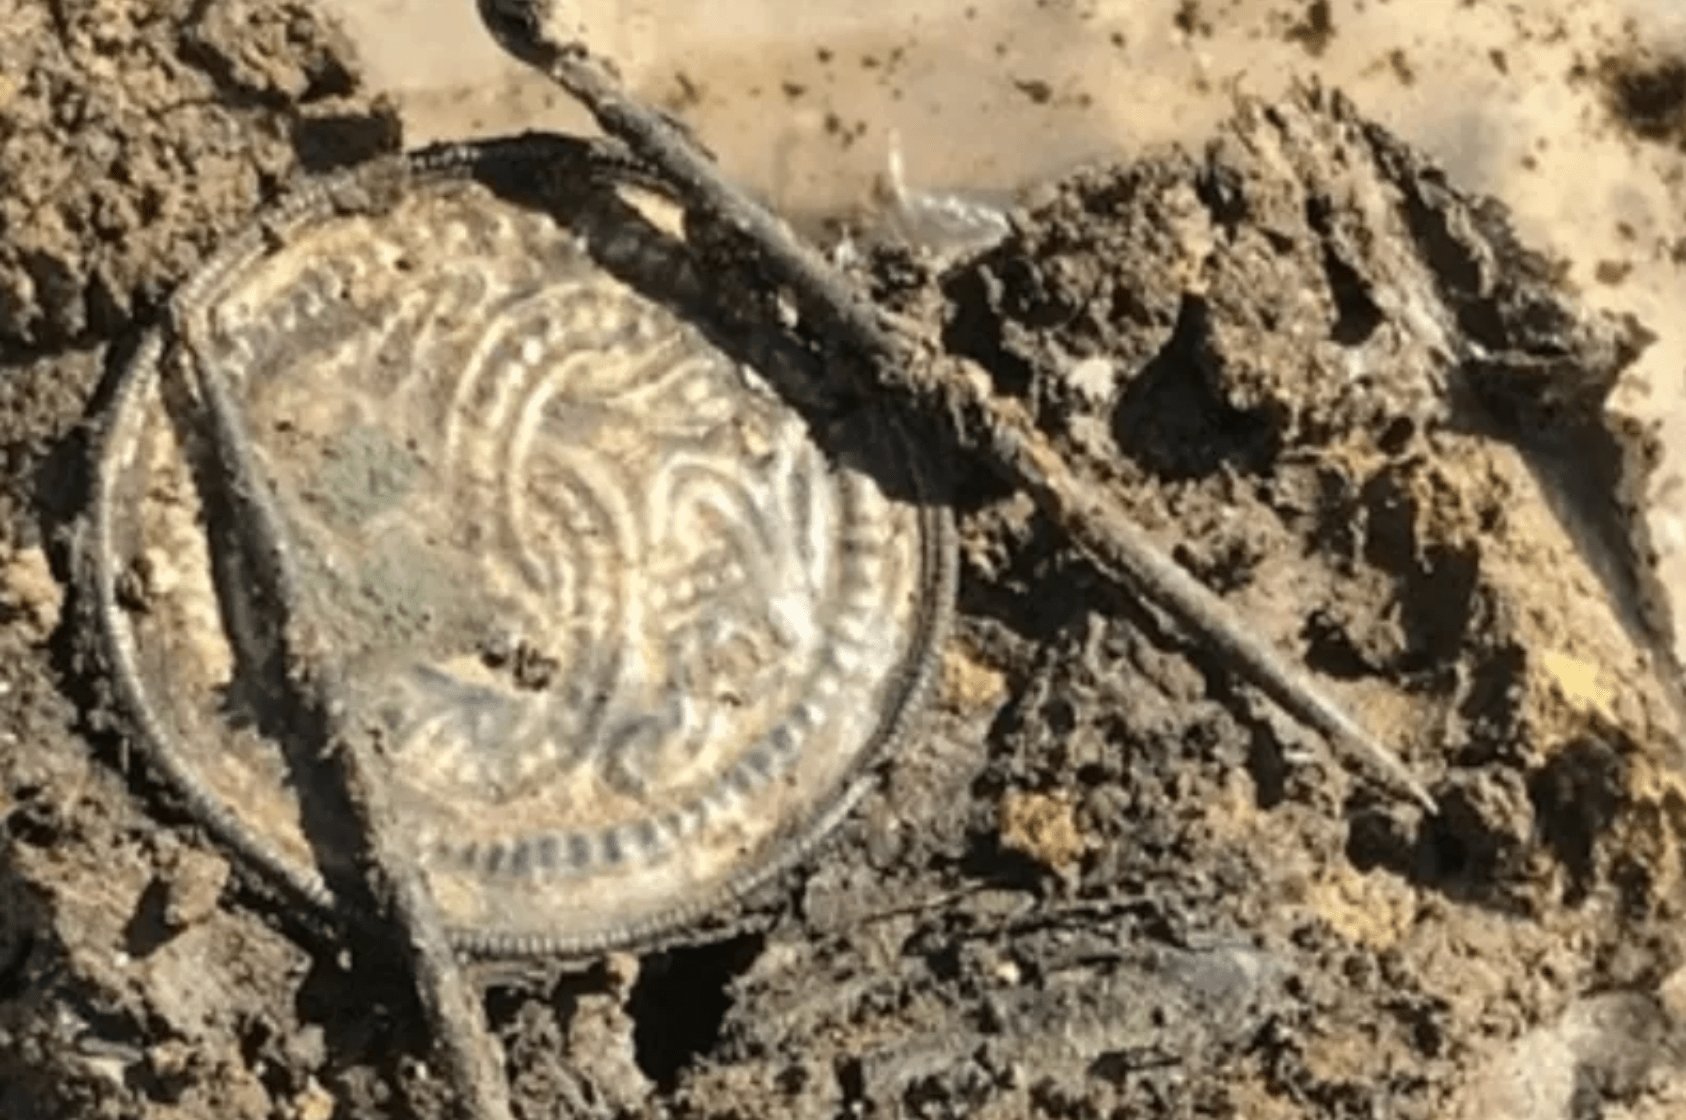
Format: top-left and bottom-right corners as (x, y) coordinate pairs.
(473, 0), (1435, 812)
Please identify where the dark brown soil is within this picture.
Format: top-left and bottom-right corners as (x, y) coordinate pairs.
(4, 5), (1686, 1120)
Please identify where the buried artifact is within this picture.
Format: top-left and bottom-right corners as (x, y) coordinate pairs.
(89, 138), (957, 959)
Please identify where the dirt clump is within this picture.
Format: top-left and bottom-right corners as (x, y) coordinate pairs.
(2, 5), (1686, 1119)
(0, 0), (399, 354)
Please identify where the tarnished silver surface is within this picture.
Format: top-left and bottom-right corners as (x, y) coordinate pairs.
(92, 140), (954, 956)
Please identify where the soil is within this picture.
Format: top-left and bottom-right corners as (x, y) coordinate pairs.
(5, 4), (1686, 1120)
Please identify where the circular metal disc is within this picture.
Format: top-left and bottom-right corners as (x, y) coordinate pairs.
(91, 140), (954, 956)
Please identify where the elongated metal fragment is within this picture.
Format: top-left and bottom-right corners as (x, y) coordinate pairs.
(171, 311), (513, 1120)
(472, 0), (1435, 811)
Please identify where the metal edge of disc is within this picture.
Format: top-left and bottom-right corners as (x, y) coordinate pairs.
(87, 155), (419, 927)
(88, 134), (960, 959)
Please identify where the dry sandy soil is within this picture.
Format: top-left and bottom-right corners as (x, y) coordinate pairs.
(5, 2), (1686, 1119)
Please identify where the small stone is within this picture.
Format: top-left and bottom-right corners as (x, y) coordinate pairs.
(143, 928), (232, 1037)
(0, 546), (63, 643)
(1064, 356), (1117, 405)
(1658, 964), (1686, 1022)
(292, 1077), (336, 1120)
(941, 647), (1007, 712)
(602, 950), (641, 995)
(997, 790), (1086, 875)
(283, 1024), (328, 1072)
(162, 847), (231, 931)
(145, 1038), (195, 1082)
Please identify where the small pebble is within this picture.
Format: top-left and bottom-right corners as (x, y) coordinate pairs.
(1064, 356), (1118, 404)
(292, 1077), (336, 1120)
(997, 789), (1086, 876)
(1, 546), (63, 643)
(162, 847), (232, 930)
